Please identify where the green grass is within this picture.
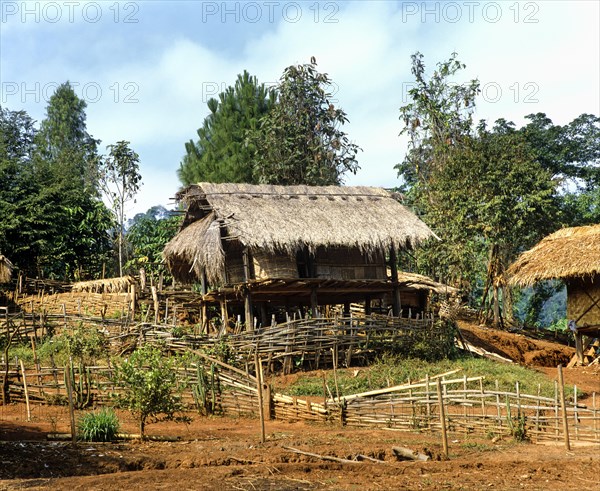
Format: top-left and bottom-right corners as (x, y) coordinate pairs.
(77, 407), (120, 442)
(277, 354), (576, 400)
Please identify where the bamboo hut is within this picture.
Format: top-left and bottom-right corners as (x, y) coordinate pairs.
(0, 254), (13, 284)
(163, 183), (437, 326)
(507, 224), (600, 364)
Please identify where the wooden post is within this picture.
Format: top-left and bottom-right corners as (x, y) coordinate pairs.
(65, 362), (77, 445)
(129, 284), (136, 319)
(220, 299), (229, 334)
(436, 378), (449, 459)
(19, 360), (31, 422)
(310, 287), (318, 318)
(389, 246), (401, 317)
(242, 249), (254, 330)
(151, 286), (159, 324)
(557, 365), (571, 450)
(365, 295), (372, 315)
(254, 351), (266, 443)
(260, 303), (268, 329)
(575, 332), (584, 365)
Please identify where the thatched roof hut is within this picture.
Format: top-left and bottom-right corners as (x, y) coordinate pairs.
(507, 225), (600, 287)
(0, 255), (13, 284)
(164, 183), (436, 285)
(507, 225), (600, 363)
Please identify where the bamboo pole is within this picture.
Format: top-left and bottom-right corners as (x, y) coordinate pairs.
(19, 360), (31, 422)
(254, 350), (265, 444)
(65, 360), (77, 445)
(436, 378), (448, 459)
(557, 365), (571, 450)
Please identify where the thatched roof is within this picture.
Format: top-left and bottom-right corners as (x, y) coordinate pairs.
(507, 225), (600, 287)
(0, 255), (13, 284)
(164, 183), (436, 283)
(72, 276), (136, 293)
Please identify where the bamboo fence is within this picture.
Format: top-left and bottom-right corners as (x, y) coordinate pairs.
(5, 362), (599, 444)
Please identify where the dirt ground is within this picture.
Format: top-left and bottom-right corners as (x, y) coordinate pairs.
(1, 324), (599, 490)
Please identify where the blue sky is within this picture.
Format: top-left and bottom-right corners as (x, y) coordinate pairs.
(1, 1), (599, 218)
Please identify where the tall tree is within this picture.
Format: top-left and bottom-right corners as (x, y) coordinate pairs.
(99, 141), (142, 276)
(396, 51), (480, 190)
(0, 107), (38, 268)
(31, 83), (113, 279)
(178, 71), (275, 185)
(396, 53), (562, 327)
(250, 58), (361, 185)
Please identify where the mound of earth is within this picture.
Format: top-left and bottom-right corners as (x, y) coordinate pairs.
(458, 320), (575, 367)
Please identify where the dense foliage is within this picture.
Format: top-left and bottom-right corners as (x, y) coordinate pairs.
(396, 52), (599, 327)
(178, 71), (275, 185)
(250, 58), (361, 185)
(0, 83), (115, 280)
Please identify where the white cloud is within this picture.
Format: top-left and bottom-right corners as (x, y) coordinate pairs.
(2, 0), (598, 216)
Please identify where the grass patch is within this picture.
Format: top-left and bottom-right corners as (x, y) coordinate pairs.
(277, 354), (576, 400)
(77, 407), (120, 442)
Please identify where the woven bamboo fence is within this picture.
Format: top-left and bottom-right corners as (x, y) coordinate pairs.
(6, 362), (599, 444)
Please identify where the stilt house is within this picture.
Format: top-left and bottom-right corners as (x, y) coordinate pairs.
(163, 183), (436, 326)
(507, 224), (600, 364)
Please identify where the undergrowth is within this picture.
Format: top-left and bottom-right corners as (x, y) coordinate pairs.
(278, 354), (576, 400)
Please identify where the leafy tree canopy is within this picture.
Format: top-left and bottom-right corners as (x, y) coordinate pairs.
(250, 58), (361, 186)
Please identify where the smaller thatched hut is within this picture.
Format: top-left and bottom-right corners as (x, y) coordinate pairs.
(507, 224), (600, 363)
(0, 254), (13, 284)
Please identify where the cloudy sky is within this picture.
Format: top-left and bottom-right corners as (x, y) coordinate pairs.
(1, 0), (598, 218)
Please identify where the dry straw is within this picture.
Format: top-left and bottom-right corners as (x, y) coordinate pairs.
(507, 224), (600, 286)
(163, 183), (437, 284)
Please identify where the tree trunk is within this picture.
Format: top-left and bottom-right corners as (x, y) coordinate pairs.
(493, 285), (500, 329)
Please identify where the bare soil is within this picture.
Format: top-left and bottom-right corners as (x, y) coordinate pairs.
(1, 323), (599, 490)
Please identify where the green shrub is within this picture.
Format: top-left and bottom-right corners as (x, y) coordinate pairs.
(77, 408), (120, 442)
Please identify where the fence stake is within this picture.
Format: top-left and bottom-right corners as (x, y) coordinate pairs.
(65, 360), (77, 445)
(436, 378), (448, 459)
(557, 365), (571, 451)
(254, 350), (266, 444)
(19, 360), (31, 422)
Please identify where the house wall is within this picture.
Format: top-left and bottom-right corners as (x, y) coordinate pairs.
(226, 246), (387, 283)
(567, 277), (600, 327)
(253, 251), (298, 280)
(314, 246), (386, 281)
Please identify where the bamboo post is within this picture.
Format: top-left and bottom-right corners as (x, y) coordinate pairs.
(495, 380), (501, 427)
(557, 365), (571, 450)
(254, 350), (265, 444)
(574, 384), (578, 441)
(65, 361), (77, 445)
(151, 286), (159, 324)
(436, 378), (448, 459)
(19, 360), (31, 422)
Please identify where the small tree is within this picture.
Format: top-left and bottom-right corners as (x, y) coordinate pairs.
(113, 345), (182, 438)
(99, 141), (142, 276)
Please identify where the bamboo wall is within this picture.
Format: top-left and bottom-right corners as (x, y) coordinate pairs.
(252, 251), (298, 280)
(315, 247), (386, 281)
(567, 277), (600, 327)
